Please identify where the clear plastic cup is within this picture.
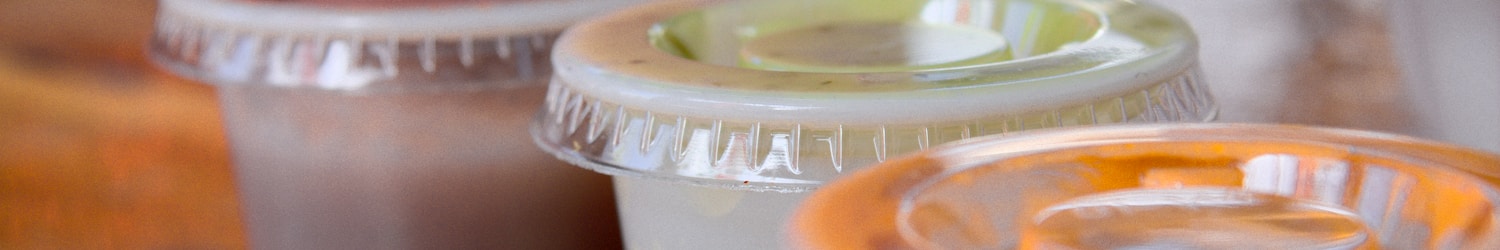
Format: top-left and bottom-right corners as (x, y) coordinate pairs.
(791, 124), (1500, 249)
(148, 0), (642, 248)
(533, 0), (1215, 249)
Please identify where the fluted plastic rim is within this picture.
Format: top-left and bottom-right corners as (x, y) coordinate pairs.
(149, 0), (646, 92)
(533, 72), (1215, 192)
(536, 0), (1215, 192)
(156, 0), (644, 39)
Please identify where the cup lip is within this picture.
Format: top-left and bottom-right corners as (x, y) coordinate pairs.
(156, 0), (642, 39)
(535, 0), (1216, 193)
(550, 0), (1202, 124)
(150, 0), (645, 93)
(789, 123), (1500, 250)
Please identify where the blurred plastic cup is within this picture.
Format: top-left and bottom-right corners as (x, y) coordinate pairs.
(532, 0), (1215, 248)
(792, 123), (1500, 249)
(1387, 0), (1500, 153)
(149, 0), (641, 248)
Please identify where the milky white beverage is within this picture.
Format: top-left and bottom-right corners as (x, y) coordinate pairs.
(149, 0), (642, 248)
(533, 0), (1215, 249)
(791, 124), (1500, 249)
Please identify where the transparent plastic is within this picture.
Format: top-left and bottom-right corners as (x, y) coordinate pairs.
(149, 0), (642, 248)
(537, 0), (1215, 193)
(533, 0), (1213, 249)
(792, 124), (1500, 250)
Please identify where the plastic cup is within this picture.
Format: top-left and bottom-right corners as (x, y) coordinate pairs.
(1386, 0), (1500, 153)
(533, 0), (1216, 248)
(792, 124), (1500, 249)
(148, 0), (642, 248)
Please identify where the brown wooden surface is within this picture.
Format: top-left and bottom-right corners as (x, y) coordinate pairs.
(0, 0), (245, 248)
(0, 0), (1404, 249)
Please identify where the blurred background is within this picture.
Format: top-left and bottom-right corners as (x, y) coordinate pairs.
(1, 0), (243, 249)
(0, 0), (1428, 248)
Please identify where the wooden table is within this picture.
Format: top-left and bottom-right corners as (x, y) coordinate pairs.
(0, 0), (1406, 249)
(1, 0), (243, 248)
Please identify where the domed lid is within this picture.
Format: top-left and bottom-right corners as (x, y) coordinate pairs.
(150, 0), (644, 92)
(792, 124), (1500, 249)
(534, 0), (1216, 192)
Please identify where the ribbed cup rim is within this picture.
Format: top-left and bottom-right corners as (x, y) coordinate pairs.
(156, 0), (640, 39)
(149, 0), (644, 92)
(534, 0), (1215, 191)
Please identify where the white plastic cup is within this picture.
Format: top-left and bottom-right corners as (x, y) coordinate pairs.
(149, 0), (642, 248)
(533, 0), (1215, 249)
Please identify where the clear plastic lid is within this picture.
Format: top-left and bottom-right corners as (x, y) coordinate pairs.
(533, 0), (1216, 192)
(791, 124), (1500, 249)
(149, 0), (644, 92)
